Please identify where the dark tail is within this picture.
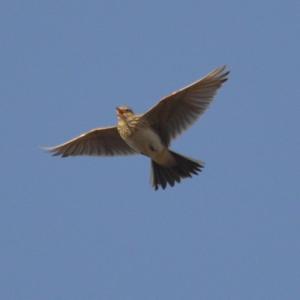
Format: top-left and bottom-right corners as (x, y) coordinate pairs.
(151, 151), (204, 190)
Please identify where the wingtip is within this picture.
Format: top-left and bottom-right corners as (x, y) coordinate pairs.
(40, 145), (62, 157)
(216, 65), (230, 75)
(211, 65), (230, 83)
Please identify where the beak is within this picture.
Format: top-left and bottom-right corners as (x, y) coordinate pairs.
(116, 106), (125, 118)
(116, 107), (123, 116)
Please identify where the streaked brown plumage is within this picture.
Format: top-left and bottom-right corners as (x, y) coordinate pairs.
(46, 66), (229, 190)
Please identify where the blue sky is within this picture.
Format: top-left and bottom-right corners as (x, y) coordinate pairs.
(1, 0), (299, 299)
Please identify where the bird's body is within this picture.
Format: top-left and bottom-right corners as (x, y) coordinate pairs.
(122, 126), (165, 159)
(117, 115), (171, 165)
(46, 66), (229, 190)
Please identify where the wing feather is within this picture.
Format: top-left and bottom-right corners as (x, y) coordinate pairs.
(45, 126), (136, 157)
(141, 66), (229, 145)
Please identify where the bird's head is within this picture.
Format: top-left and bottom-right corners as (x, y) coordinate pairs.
(116, 106), (134, 120)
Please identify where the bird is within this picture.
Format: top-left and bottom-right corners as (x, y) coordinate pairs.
(46, 66), (229, 190)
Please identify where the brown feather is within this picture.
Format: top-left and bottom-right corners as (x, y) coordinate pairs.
(142, 66), (229, 146)
(45, 126), (137, 157)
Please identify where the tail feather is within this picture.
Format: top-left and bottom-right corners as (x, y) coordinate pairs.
(151, 151), (204, 190)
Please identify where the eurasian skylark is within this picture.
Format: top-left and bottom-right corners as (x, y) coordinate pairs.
(46, 66), (229, 190)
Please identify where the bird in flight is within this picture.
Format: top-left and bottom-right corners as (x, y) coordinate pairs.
(46, 66), (229, 190)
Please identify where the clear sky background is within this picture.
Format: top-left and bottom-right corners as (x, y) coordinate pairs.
(1, 0), (299, 299)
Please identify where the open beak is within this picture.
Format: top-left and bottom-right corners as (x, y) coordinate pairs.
(116, 107), (124, 116)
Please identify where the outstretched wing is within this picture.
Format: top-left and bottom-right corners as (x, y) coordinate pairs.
(141, 66), (229, 145)
(46, 126), (137, 157)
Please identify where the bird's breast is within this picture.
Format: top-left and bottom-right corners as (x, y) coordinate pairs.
(124, 127), (165, 157)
